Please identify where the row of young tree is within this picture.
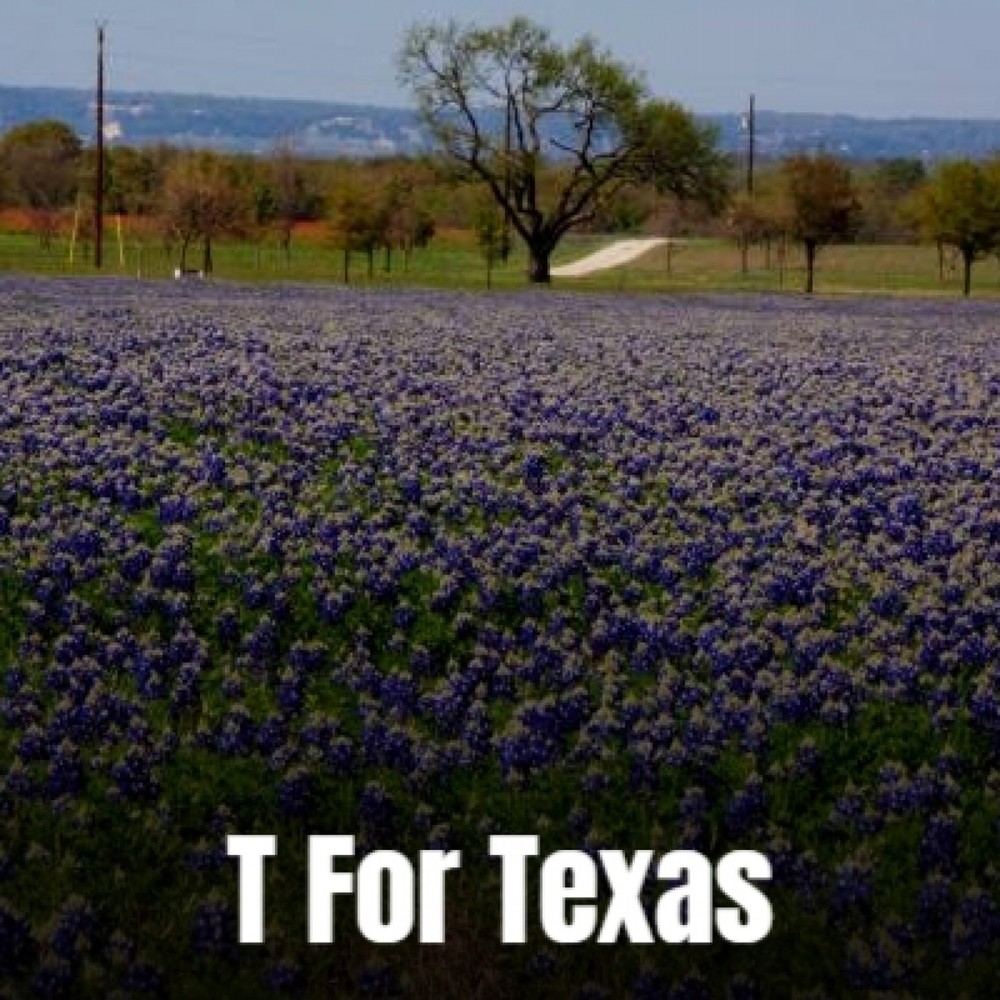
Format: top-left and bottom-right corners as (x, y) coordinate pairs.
(3, 15), (1000, 294)
(0, 119), (443, 278)
(728, 155), (1000, 295)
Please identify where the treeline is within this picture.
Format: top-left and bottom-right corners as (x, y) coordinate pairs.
(3, 117), (1000, 293)
(0, 119), (448, 279)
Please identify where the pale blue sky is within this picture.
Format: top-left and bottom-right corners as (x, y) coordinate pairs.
(2, 0), (998, 118)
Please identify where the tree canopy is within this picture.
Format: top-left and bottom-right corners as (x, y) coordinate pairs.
(914, 159), (1000, 296)
(782, 154), (862, 293)
(0, 118), (82, 245)
(398, 16), (728, 282)
(159, 151), (247, 273)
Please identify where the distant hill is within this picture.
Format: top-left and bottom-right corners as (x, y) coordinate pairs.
(0, 85), (427, 157)
(4, 83), (1000, 161)
(707, 110), (1000, 163)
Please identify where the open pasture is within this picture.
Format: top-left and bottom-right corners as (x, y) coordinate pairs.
(2, 224), (998, 297)
(1, 278), (999, 996)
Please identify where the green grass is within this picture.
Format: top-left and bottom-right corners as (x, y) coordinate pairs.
(559, 236), (1000, 296)
(0, 228), (536, 290)
(6, 226), (1000, 296)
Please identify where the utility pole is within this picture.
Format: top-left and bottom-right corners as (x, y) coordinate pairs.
(95, 22), (106, 269)
(501, 92), (513, 263)
(746, 93), (756, 197)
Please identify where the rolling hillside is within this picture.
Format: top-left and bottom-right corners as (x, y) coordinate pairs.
(3, 83), (1000, 160)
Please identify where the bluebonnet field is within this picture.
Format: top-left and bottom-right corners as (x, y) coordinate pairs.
(0, 275), (999, 997)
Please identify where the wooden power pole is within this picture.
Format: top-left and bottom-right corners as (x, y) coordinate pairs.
(501, 92), (513, 263)
(746, 93), (756, 197)
(95, 23), (105, 269)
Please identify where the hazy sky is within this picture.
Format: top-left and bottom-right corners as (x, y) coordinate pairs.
(3, 0), (999, 118)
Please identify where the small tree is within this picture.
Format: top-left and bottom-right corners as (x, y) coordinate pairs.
(382, 172), (436, 273)
(475, 200), (507, 289)
(268, 140), (322, 264)
(728, 193), (768, 275)
(250, 178), (279, 268)
(159, 152), (246, 273)
(329, 180), (389, 283)
(782, 154), (862, 293)
(914, 159), (1000, 297)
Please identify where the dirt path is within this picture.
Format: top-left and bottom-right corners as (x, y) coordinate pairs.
(551, 237), (670, 277)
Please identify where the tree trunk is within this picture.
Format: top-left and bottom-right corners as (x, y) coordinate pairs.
(343, 248), (350, 285)
(804, 240), (817, 294)
(740, 236), (749, 275)
(962, 249), (973, 297)
(202, 236), (213, 275)
(527, 244), (551, 284)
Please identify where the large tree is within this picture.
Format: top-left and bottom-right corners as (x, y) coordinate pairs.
(398, 16), (727, 283)
(782, 154), (862, 294)
(914, 159), (1000, 297)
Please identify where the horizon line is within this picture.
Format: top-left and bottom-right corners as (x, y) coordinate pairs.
(3, 80), (1000, 125)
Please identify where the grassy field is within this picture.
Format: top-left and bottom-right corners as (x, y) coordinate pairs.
(603, 238), (1000, 295)
(2, 225), (999, 296)
(0, 226), (544, 290)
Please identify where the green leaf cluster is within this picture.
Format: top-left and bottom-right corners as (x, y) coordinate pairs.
(914, 159), (1000, 295)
